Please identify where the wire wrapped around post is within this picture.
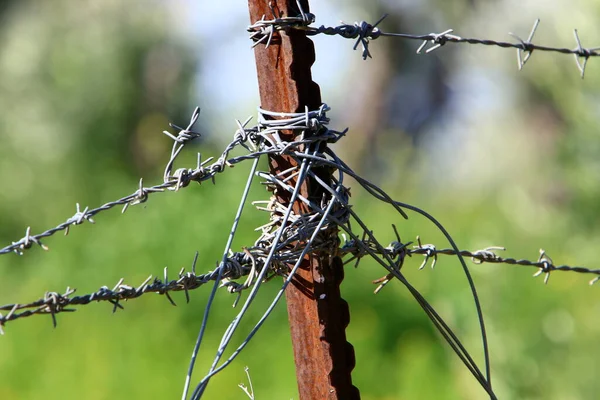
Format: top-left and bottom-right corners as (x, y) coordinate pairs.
(247, 1), (360, 399)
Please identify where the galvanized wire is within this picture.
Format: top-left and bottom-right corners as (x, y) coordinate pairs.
(0, 252), (257, 333)
(250, 12), (600, 77)
(182, 156), (260, 400)
(0, 111), (259, 256)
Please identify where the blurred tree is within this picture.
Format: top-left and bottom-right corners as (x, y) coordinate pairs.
(0, 0), (198, 240)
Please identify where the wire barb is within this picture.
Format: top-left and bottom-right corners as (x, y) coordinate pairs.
(571, 29), (600, 78)
(508, 18), (540, 70)
(416, 29), (461, 54)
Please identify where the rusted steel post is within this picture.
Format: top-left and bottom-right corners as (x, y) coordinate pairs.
(247, 1), (360, 399)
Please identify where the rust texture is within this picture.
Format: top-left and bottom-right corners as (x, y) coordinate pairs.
(247, 1), (360, 399)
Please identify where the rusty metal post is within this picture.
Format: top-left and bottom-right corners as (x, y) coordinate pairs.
(247, 1), (360, 399)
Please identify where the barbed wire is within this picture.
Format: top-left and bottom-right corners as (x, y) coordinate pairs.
(0, 111), (292, 256)
(164, 103), (500, 399)
(249, 12), (600, 77)
(185, 106), (350, 399)
(0, 106), (345, 329)
(8, 227), (597, 331)
(3, 100), (598, 399)
(0, 109), (243, 255)
(0, 252), (257, 333)
(247, 0), (315, 48)
(2, 2), (598, 399)
(341, 234), (600, 293)
(408, 240), (600, 284)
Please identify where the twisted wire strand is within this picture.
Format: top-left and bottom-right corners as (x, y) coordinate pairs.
(340, 239), (600, 285)
(182, 156), (260, 400)
(257, 12), (599, 76)
(277, 150), (496, 397)
(0, 115), (261, 256)
(0, 252), (254, 332)
(229, 138), (497, 397)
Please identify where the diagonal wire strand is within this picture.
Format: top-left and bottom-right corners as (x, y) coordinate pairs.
(194, 156), (342, 389)
(190, 150), (315, 399)
(181, 156), (260, 400)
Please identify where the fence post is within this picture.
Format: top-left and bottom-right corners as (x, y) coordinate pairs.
(247, 1), (360, 399)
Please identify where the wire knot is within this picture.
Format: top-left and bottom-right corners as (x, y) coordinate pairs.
(417, 29), (461, 54)
(351, 16), (386, 60)
(533, 249), (554, 284)
(12, 227), (48, 254)
(471, 247), (504, 264)
(65, 204), (95, 236)
(163, 107), (202, 145)
(247, 1), (315, 49)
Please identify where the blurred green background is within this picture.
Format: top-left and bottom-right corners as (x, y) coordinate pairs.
(1, 0), (599, 399)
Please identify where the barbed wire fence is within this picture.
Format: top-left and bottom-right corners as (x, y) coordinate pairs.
(1, 1), (599, 399)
